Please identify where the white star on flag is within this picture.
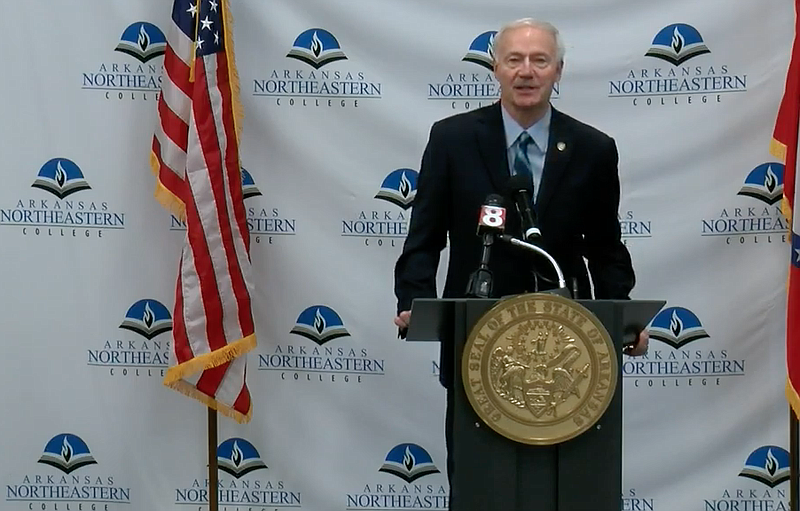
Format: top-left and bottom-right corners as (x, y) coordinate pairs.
(187, 2), (198, 17)
(200, 16), (213, 31)
(209, 0), (218, 11)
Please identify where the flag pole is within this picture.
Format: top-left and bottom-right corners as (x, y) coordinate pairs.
(208, 408), (219, 511)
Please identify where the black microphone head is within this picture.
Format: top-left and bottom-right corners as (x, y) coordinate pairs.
(484, 193), (504, 207)
(506, 174), (534, 195)
(505, 174), (541, 242)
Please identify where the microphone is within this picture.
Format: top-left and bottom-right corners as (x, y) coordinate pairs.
(496, 234), (567, 290)
(465, 194), (506, 298)
(476, 194), (507, 238)
(506, 174), (542, 243)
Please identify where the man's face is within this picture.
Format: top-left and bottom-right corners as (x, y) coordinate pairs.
(494, 26), (562, 115)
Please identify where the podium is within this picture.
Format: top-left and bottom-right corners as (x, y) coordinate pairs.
(407, 296), (664, 511)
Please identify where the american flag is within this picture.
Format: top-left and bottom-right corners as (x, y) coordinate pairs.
(772, 0), (800, 418)
(150, 0), (256, 423)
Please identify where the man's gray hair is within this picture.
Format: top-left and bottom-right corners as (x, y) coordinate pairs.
(493, 18), (566, 63)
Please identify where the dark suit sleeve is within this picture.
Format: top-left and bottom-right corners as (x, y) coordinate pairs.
(583, 137), (635, 299)
(394, 122), (450, 313)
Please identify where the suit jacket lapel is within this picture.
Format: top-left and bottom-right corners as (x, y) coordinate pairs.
(536, 108), (573, 218)
(475, 103), (511, 193)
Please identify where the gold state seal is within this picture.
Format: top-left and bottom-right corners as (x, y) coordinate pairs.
(462, 293), (617, 445)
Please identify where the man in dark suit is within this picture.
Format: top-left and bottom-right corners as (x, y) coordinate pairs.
(394, 19), (648, 498)
(394, 18), (647, 351)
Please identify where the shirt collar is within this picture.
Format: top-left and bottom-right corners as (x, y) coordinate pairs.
(501, 104), (552, 152)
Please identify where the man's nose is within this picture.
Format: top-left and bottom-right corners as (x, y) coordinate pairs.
(518, 58), (536, 75)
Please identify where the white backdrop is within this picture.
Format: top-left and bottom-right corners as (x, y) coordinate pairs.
(0, 1), (795, 510)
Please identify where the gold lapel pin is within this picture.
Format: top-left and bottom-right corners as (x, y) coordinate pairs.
(557, 142), (566, 152)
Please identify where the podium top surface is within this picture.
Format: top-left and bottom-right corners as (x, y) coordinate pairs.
(406, 296), (665, 342)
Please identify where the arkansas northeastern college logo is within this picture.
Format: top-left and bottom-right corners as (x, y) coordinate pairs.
(609, 23), (746, 106)
(259, 304), (384, 383)
(88, 298), (171, 377)
(1, 158), (126, 237)
(462, 31), (496, 70)
(648, 307), (709, 348)
(37, 434), (97, 474)
(701, 163), (787, 244)
(175, 438), (301, 508)
(5, 433), (132, 509)
(82, 22), (164, 100)
(217, 438), (268, 478)
(119, 299), (173, 340)
(623, 306), (746, 387)
(286, 29), (347, 69)
(346, 443), (447, 510)
(737, 163), (784, 205)
(379, 444), (440, 483)
(290, 306), (351, 345)
(374, 169), (418, 209)
(342, 168), (415, 247)
(32, 158), (91, 199)
(114, 22), (167, 63)
(703, 446), (789, 509)
(255, 27), (380, 106)
(739, 446), (790, 488)
(426, 30), (494, 112)
(645, 24), (710, 65)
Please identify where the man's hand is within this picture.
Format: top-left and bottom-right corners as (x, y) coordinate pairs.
(394, 310), (411, 330)
(624, 329), (649, 357)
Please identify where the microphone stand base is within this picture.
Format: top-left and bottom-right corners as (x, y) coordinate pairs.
(465, 268), (493, 299)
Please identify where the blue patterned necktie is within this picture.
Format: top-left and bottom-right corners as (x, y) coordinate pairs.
(512, 131), (534, 185)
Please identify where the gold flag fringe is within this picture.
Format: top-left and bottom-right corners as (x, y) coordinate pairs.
(163, 333), (256, 385)
(787, 380), (800, 420)
(773, 138), (800, 419)
(771, 138), (788, 162)
(166, 378), (252, 424)
(223, 0), (244, 140)
(771, 138), (792, 221)
(150, 151), (187, 221)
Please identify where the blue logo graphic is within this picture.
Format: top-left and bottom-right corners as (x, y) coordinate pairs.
(37, 434), (97, 474)
(374, 169), (418, 209)
(379, 444), (440, 483)
(649, 307), (709, 348)
(119, 299), (173, 340)
(241, 169), (262, 200)
(462, 31), (497, 71)
(31, 158), (91, 200)
(114, 22), (167, 63)
(645, 24), (710, 65)
(286, 29), (347, 69)
(217, 438), (268, 478)
(290, 305), (351, 345)
(738, 163), (785, 205)
(739, 446), (790, 488)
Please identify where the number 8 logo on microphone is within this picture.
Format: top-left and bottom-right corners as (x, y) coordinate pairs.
(480, 206), (506, 229)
